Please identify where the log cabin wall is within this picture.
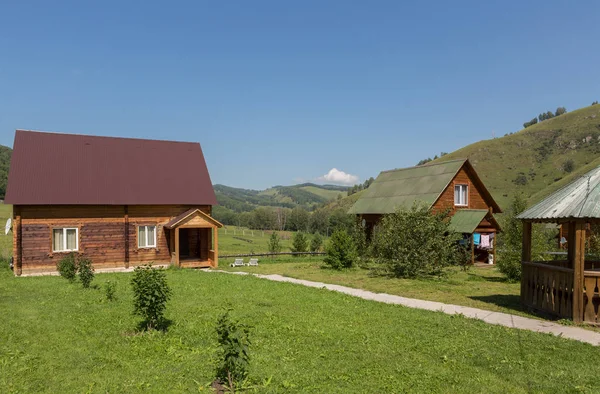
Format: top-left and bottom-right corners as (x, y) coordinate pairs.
(14, 204), (211, 274)
(432, 167), (490, 214)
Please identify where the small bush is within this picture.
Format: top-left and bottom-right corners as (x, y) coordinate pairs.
(324, 230), (356, 269)
(104, 280), (117, 301)
(562, 159), (575, 173)
(131, 264), (172, 330)
(310, 233), (323, 252)
(267, 232), (281, 255)
(370, 205), (460, 278)
(291, 232), (308, 254)
(78, 258), (94, 288)
(215, 310), (252, 391)
(57, 253), (77, 282)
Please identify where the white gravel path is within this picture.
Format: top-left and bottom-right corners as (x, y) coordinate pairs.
(208, 270), (600, 346)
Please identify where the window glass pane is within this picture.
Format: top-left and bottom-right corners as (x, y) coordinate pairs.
(147, 226), (156, 247)
(53, 229), (64, 251)
(66, 229), (77, 250)
(454, 186), (460, 204)
(461, 186), (468, 205)
(138, 226), (146, 247)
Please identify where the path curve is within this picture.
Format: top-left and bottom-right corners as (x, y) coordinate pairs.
(207, 270), (600, 346)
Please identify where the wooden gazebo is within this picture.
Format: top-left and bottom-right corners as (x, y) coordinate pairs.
(518, 167), (600, 324)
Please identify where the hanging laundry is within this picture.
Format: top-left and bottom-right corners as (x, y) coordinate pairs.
(481, 234), (490, 248)
(473, 233), (481, 245)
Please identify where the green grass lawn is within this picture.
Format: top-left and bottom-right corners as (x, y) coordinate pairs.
(1, 263), (599, 393)
(218, 226), (324, 256)
(223, 261), (530, 318)
(0, 204), (11, 260)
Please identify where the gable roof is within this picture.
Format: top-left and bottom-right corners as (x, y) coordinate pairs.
(164, 208), (223, 229)
(518, 165), (600, 221)
(5, 130), (217, 205)
(348, 159), (501, 214)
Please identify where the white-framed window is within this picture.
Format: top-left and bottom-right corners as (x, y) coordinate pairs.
(52, 228), (78, 252)
(138, 225), (157, 248)
(454, 184), (468, 206)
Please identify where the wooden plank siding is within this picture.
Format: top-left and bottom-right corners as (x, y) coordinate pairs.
(13, 205), (212, 274)
(432, 167), (490, 214)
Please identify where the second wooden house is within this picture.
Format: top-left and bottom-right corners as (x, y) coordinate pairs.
(348, 159), (502, 264)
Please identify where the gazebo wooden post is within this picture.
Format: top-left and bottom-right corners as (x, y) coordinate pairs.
(571, 220), (586, 323)
(521, 221), (532, 263)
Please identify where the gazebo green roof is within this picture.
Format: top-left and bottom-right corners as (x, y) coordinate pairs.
(517, 166), (600, 221)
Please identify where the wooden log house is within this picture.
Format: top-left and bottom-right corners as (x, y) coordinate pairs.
(518, 165), (600, 324)
(348, 159), (502, 264)
(5, 130), (222, 275)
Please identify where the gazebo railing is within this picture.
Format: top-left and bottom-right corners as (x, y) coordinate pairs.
(583, 270), (600, 324)
(521, 261), (573, 319)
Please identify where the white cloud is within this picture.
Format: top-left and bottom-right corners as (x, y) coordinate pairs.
(316, 168), (359, 185)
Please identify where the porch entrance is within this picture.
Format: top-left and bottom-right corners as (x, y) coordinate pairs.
(164, 208), (223, 268)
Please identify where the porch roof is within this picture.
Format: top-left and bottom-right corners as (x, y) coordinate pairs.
(164, 208), (223, 229)
(449, 209), (499, 234)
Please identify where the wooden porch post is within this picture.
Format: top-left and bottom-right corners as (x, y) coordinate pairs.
(213, 227), (219, 268)
(175, 228), (180, 268)
(521, 221), (532, 264)
(124, 205), (129, 268)
(572, 221), (586, 323)
(470, 235), (475, 265)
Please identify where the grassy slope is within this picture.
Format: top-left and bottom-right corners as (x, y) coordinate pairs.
(434, 105), (600, 208)
(1, 266), (600, 393)
(298, 185), (344, 201)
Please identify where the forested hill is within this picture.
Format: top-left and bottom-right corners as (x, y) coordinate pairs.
(0, 145), (11, 199)
(213, 183), (348, 212)
(432, 104), (600, 209)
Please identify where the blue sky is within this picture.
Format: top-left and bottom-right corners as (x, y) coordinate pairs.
(1, 1), (599, 189)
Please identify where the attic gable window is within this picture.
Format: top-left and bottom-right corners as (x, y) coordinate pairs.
(454, 184), (468, 206)
(138, 225), (157, 248)
(52, 228), (78, 252)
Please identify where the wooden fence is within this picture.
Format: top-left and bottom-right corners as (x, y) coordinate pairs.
(220, 251), (326, 258)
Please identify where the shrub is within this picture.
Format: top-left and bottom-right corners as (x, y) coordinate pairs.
(497, 194), (552, 282)
(324, 230), (356, 269)
(310, 233), (323, 252)
(104, 280), (117, 301)
(131, 264), (172, 330)
(370, 205), (460, 278)
(562, 159), (575, 173)
(215, 310), (251, 390)
(291, 232), (308, 254)
(267, 232), (281, 255)
(77, 258), (94, 288)
(57, 253), (78, 282)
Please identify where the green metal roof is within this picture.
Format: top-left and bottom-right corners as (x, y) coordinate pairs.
(518, 165), (600, 221)
(348, 159), (466, 214)
(449, 209), (489, 234)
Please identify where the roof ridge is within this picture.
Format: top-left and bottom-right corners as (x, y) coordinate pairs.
(15, 129), (199, 145)
(379, 158), (466, 174)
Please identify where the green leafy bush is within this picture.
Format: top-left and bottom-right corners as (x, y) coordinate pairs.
(310, 233), (323, 252)
(324, 230), (356, 269)
(77, 258), (94, 288)
(267, 232), (281, 254)
(497, 194), (552, 282)
(56, 253), (77, 282)
(104, 280), (116, 301)
(291, 232), (308, 254)
(371, 205), (460, 278)
(215, 310), (252, 391)
(131, 264), (172, 330)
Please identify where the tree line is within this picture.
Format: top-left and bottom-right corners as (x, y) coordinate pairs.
(523, 106), (567, 128)
(416, 152), (448, 166)
(347, 177), (375, 196)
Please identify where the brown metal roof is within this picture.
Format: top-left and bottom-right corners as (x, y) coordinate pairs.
(5, 130), (218, 205)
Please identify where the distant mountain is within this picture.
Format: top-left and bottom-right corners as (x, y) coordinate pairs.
(213, 183), (348, 212)
(433, 104), (600, 209)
